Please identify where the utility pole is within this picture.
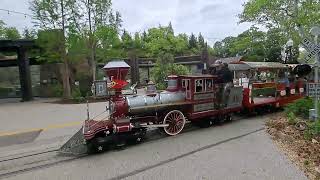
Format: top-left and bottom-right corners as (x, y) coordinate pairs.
(88, 0), (96, 82)
(310, 27), (320, 121)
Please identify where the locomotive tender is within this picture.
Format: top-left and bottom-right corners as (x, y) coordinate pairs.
(60, 60), (309, 153)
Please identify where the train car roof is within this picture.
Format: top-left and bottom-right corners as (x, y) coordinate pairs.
(228, 61), (288, 71)
(179, 74), (217, 78)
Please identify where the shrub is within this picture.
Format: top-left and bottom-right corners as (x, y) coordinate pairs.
(51, 83), (63, 97)
(304, 120), (320, 140)
(287, 112), (297, 125)
(284, 98), (313, 118)
(71, 87), (85, 103)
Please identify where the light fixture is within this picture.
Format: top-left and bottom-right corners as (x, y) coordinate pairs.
(286, 38), (294, 47)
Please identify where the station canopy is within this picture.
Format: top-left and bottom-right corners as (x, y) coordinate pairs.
(228, 61), (289, 71)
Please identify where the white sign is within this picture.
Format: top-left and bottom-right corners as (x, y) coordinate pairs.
(304, 52), (317, 64)
(301, 38), (320, 63)
(302, 38), (316, 51)
(307, 83), (320, 97)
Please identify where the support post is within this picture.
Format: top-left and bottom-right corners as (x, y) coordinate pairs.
(128, 51), (140, 86)
(314, 35), (319, 121)
(17, 47), (33, 101)
(315, 64), (318, 120)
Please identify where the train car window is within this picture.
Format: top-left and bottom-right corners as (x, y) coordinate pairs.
(195, 79), (204, 92)
(182, 79), (186, 88)
(167, 79), (177, 88)
(205, 79), (213, 92)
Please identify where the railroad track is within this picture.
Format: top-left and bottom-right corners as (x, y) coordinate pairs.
(0, 113), (271, 179)
(0, 148), (85, 179)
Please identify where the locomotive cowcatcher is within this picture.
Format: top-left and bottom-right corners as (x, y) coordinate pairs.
(60, 60), (309, 154)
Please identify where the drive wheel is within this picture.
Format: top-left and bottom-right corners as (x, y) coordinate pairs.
(163, 110), (186, 136)
(225, 114), (233, 122)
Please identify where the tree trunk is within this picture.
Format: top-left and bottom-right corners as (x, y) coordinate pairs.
(60, 0), (71, 99)
(62, 59), (71, 99)
(91, 43), (96, 81)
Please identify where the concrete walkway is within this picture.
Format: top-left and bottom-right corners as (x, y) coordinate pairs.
(2, 115), (307, 180)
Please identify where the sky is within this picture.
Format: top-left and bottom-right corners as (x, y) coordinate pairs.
(0, 0), (251, 45)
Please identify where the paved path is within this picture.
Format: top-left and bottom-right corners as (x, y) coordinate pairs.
(0, 99), (107, 154)
(2, 115), (307, 180)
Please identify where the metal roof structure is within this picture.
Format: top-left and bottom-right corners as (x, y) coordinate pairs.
(103, 60), (130, 69)
(0, 40), (36, 101)
(214, 56), (244, 65)
(228, 61), (288, 71)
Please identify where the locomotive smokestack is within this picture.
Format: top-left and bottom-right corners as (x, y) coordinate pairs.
(103, 60), (130, 92)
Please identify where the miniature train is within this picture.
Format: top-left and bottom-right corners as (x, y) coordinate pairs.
(60, 60), (311, 153)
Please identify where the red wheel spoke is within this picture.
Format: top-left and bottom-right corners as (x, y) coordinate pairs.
(172, 125), (176, 133)
(175, 113), (179, 120)
(172, 126), (176, 133)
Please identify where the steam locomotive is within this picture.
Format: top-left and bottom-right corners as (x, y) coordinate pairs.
(60, 60), (311, 154)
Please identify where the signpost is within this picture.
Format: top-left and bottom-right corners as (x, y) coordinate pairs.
(302, 26), (320, 121)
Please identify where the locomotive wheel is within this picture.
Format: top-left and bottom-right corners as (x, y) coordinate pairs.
(163, 110), (186, 136)
(194, 119), (213, 128)
(86, 138), (107, 154)
(225, 114), (233, 122)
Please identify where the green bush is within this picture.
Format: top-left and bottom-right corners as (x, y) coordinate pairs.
(51, 83), (63, 97)
(0, 87), (14, 97)
(287, 112), (297, 125)
(71, 87), (85, 103)
(284, 98), (314, 118)
(155, 83), (167, 90)
(304, 120), (320, 140)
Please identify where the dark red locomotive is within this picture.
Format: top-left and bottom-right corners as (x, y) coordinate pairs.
(61, 60), (309, 153)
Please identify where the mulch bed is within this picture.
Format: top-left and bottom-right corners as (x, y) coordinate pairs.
(266, 113), (320, 180)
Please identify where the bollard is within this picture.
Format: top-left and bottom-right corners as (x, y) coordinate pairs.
(309, 109), (316, 121)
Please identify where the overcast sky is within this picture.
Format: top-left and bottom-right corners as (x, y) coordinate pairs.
(0, 0), (251, 44)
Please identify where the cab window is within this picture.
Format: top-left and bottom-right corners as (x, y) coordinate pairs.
(205, 79), (213, 92)
(195, 79), (204, 92)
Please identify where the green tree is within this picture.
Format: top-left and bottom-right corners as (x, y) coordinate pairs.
(151, 53), (189, 89)
(23, 29), (37, 39)
(198, 33), (205, 48)
(167, 22), (174, 35)
(188, 33), (198, 49)
(0, 20), (21, 40)
(144, 25), (176, 56)
(4, 27), (21, 40)
(79, 0), (122, 81)
(95, 25), (122, 60)
(30, 0), (76, 98)
(211, 27), (290, 62)
(239, 0), (320, 59)
(265, 28), (286, 62)
(121, 30), (134, 50)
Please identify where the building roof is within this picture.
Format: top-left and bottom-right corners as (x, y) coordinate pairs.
(214, 56), (244, 65)
(103, 60), (130, 69)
